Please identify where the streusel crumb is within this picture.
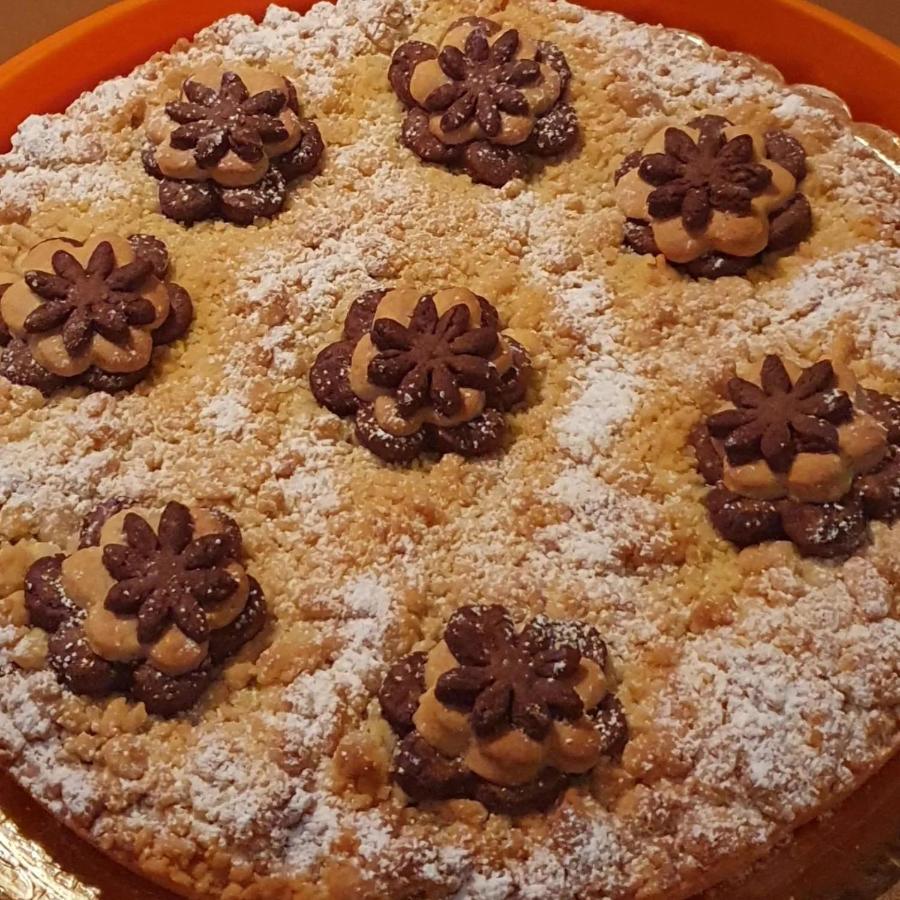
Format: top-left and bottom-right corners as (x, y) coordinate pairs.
(0, 0), (898, 898)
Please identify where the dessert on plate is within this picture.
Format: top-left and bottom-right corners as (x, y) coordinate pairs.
(0, 0), (898, 898)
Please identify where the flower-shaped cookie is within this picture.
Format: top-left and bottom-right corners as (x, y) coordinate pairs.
(0, 233), (192, 395)
(143, 66), (324, 225)
(22, 501), (267, 716)
(616, 115), (813, 278)
(309, 288), (532, 463)
(690, 354), (900, 557)
(379, 605), (627, 815)
(389, 16), (578, 186)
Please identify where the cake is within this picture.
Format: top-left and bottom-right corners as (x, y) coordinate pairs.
(0, 0), (898, 898)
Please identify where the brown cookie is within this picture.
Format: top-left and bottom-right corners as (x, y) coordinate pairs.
(401, 108), (462, 165)
(682, 253), (756, 280)
(592, 695), (629, 758)
(394, 733), (476, 802)
(152, 284), (194, 346)
(430, 409), (506, 457)
(219, 169), (287, 226)
(462, 142), (528, 187)
(855, 451), (900, 521)
(128, 233), (170, 279)
(343, 290), (388, 342)
(527, 104), (579, 157)
(486, 338), (531, 411)
(379, 651), (427, 736)
(689, 423), (724, 485)
(0, 338), (67, 395)
(706, 487), (784, 547)
(615, 152), (643, 185)
(862, 389), (900, 444)
(355, 403), (427, 463)
(132, 661), (213, 718)
(764, 129), (808, 182)
(24, 555), (76, 632)
(274, 120), (325, 181)
(780, 499), (867, 558)
(158, 180), (218, 225)
(48, 624), (127, 697)
(476, 296), (501, 332)
(622, 219), (661, 258)
(767, 194), (813, 252)
(309, 340), (359, 416)
(79, 366), (150, 393)
(537, 40), (573, 93)
(208, 576), (268, 664)
(474, 767), (567, 817)
(79, 498), (135, 548)
(388, 41), (438, 108)
(518, 615), (609, 669)
(141, 146), (164, 179)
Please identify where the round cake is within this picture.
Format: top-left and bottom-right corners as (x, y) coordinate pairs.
(0, 0), (898, 898)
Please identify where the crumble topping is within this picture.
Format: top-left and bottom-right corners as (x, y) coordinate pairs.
(0, 0), (898, 898)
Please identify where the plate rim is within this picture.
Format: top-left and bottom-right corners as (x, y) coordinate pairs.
(0, 0), (899, 153)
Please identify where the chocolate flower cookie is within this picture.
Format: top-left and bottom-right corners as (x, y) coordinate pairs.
(690, 354), (900, 557)
(379, 605), (628, 816)
(615, 115), (813, 278)
(310, 287), (532, 463)
(0, 233), (192, 395)
(389, 16), (579, 187)
(143, 66), (324, 225)
(22, 502), (267, 716)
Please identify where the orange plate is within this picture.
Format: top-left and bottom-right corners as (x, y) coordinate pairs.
(0, 2), (899, 900)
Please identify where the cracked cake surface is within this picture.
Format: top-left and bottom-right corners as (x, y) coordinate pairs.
(0, 0), (899, 898)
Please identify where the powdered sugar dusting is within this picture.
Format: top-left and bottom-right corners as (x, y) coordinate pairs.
(201, 394), (253, 438)
(0, 0), (898, 896)
(766, 245), (900, 374)
(551, 280), (645, 462)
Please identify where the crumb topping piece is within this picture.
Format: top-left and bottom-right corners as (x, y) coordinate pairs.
(144, 66), (324, 225)
(389, 17), (578, 186)
(616, 115), (813, 278)
(691, 354), (900, 556)
(310, 288), (532, 463)
(379, 605), (627, 815)
(0, 232), (192, 394)
(21, 502), (266, 716)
